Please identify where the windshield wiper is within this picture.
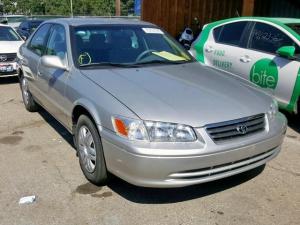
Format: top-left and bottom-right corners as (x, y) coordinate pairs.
(79, 62), (137, 68)
(133, 59), (189, 66)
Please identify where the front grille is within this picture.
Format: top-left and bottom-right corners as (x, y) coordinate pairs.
(206, 114), (265, 142)
(0, 53), (17, 62)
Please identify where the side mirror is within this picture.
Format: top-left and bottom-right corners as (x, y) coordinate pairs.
(21, 35), (27, 41)
(41, 55), (68, 71)
(276, 46), (295, 58)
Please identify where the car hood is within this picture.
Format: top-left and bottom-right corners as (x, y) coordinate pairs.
(80, 63), (271, 127)
(0, 41), (24, 53)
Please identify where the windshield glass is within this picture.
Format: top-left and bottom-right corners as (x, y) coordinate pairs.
(0, 26), (22, 41)
(286, 23), (300, 35)
(71, 25), (193, 67)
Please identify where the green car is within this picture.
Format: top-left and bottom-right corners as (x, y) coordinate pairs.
(192, 17), (300, 115)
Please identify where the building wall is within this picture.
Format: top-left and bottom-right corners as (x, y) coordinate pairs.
(141, 0), (243, 37)
(254, 0), (300, 17)
(141, 0), (300, 37)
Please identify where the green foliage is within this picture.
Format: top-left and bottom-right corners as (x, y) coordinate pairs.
(1, 0), (134, 16)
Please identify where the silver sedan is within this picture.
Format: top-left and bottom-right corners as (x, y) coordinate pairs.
(18, 18), (287, 188)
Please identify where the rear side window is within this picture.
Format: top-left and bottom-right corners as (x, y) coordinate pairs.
(213, 21), (248, 46)
(249, 22), (295, 54)
(28, 23), (51, 56)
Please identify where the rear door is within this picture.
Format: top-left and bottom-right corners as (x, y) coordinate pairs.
(21, 23), (52, 102)
(204, 21), (250, 75)
(236, 21), (300, 109)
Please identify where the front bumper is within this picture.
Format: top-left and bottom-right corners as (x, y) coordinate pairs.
(100, 113), (287, 188)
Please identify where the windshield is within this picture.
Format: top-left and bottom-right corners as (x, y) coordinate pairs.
(286, 23), (300, 35)
(71, 25), (193, 67)
(0, 26), (22, 41)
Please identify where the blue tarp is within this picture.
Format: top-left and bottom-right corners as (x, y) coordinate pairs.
(134, 0), (142, 16)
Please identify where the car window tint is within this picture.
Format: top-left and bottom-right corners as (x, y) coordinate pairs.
(213, 26), (222, 41)
(0, 26), (21, 41)
(28, 23), (51, 56)
(249, 22), (295, 54)
(46, 25), (67, 60)
(214, 21), (248, 46)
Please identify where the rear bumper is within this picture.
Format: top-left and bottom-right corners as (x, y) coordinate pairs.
(100, 113), (287, 188)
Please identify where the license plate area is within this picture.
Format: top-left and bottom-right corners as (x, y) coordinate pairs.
(0, 64), (14, 72)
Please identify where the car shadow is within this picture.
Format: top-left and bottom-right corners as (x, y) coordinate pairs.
(281, 110), (300, 133)
(37, 108), (75, 149)
(107, 165), (265, 204)
(0, 76), (19, 84)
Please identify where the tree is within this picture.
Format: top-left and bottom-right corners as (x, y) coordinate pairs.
(0, 0), (135, 16)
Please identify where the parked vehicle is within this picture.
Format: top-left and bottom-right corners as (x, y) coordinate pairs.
(18, 18), (287, 188)
(17, 19), (44, 39)
(0, 24), (24, 77)
(0, 15), (26, 29)
(193, 17), (300, 115)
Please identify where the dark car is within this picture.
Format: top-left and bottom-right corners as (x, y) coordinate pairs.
(17, 19), (44, 39)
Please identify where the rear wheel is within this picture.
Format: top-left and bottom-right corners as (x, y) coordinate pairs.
(75, 115), (108, 185)
(20, 75), (39, 112)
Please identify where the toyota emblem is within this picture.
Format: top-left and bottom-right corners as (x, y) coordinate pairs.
(236, 125), (248, 134)
(0, 55), (7, 62)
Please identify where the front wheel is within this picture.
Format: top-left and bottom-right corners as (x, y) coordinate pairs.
(20, 75), (39, 112)
(75, 115), (108, 185)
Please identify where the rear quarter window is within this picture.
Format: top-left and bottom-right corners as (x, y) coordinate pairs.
(213, 21), (248, 46)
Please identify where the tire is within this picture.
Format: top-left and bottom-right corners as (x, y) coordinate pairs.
(20, 75), (39, 112)
(75, 115), (108, 185)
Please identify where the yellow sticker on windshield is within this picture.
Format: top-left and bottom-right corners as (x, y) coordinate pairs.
(152, 51), (187, 61)
(78, 52), (92, 65)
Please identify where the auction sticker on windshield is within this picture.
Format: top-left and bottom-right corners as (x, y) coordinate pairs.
(142, 28), (164, 34)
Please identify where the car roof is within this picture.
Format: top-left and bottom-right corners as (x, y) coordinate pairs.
(210, 17), (300, 26)
(45, 17), (154, 27)
(270, 17), (300, 24)
(23, 19), (44, 23)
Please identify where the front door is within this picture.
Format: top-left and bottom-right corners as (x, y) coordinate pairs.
(37, 24), (69, 126)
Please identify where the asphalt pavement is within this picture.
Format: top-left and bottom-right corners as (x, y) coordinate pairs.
(0, 77), (299, 225)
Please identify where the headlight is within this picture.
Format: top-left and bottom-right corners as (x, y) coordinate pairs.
(112, 116), (148, 141)
(268, 100), (278, 120)
(112, 117), (197, 142)
(144, 121), (196, 142)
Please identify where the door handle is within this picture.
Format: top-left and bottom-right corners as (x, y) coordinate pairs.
(205, 46), (214, 53)
(240, 56), (251, 63)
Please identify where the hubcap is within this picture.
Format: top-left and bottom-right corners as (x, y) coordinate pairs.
(21, 77), (29, 105)
(78, 126), (96, 173)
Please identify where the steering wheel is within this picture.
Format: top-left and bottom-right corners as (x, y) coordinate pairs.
(136, 49), (157, 62)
